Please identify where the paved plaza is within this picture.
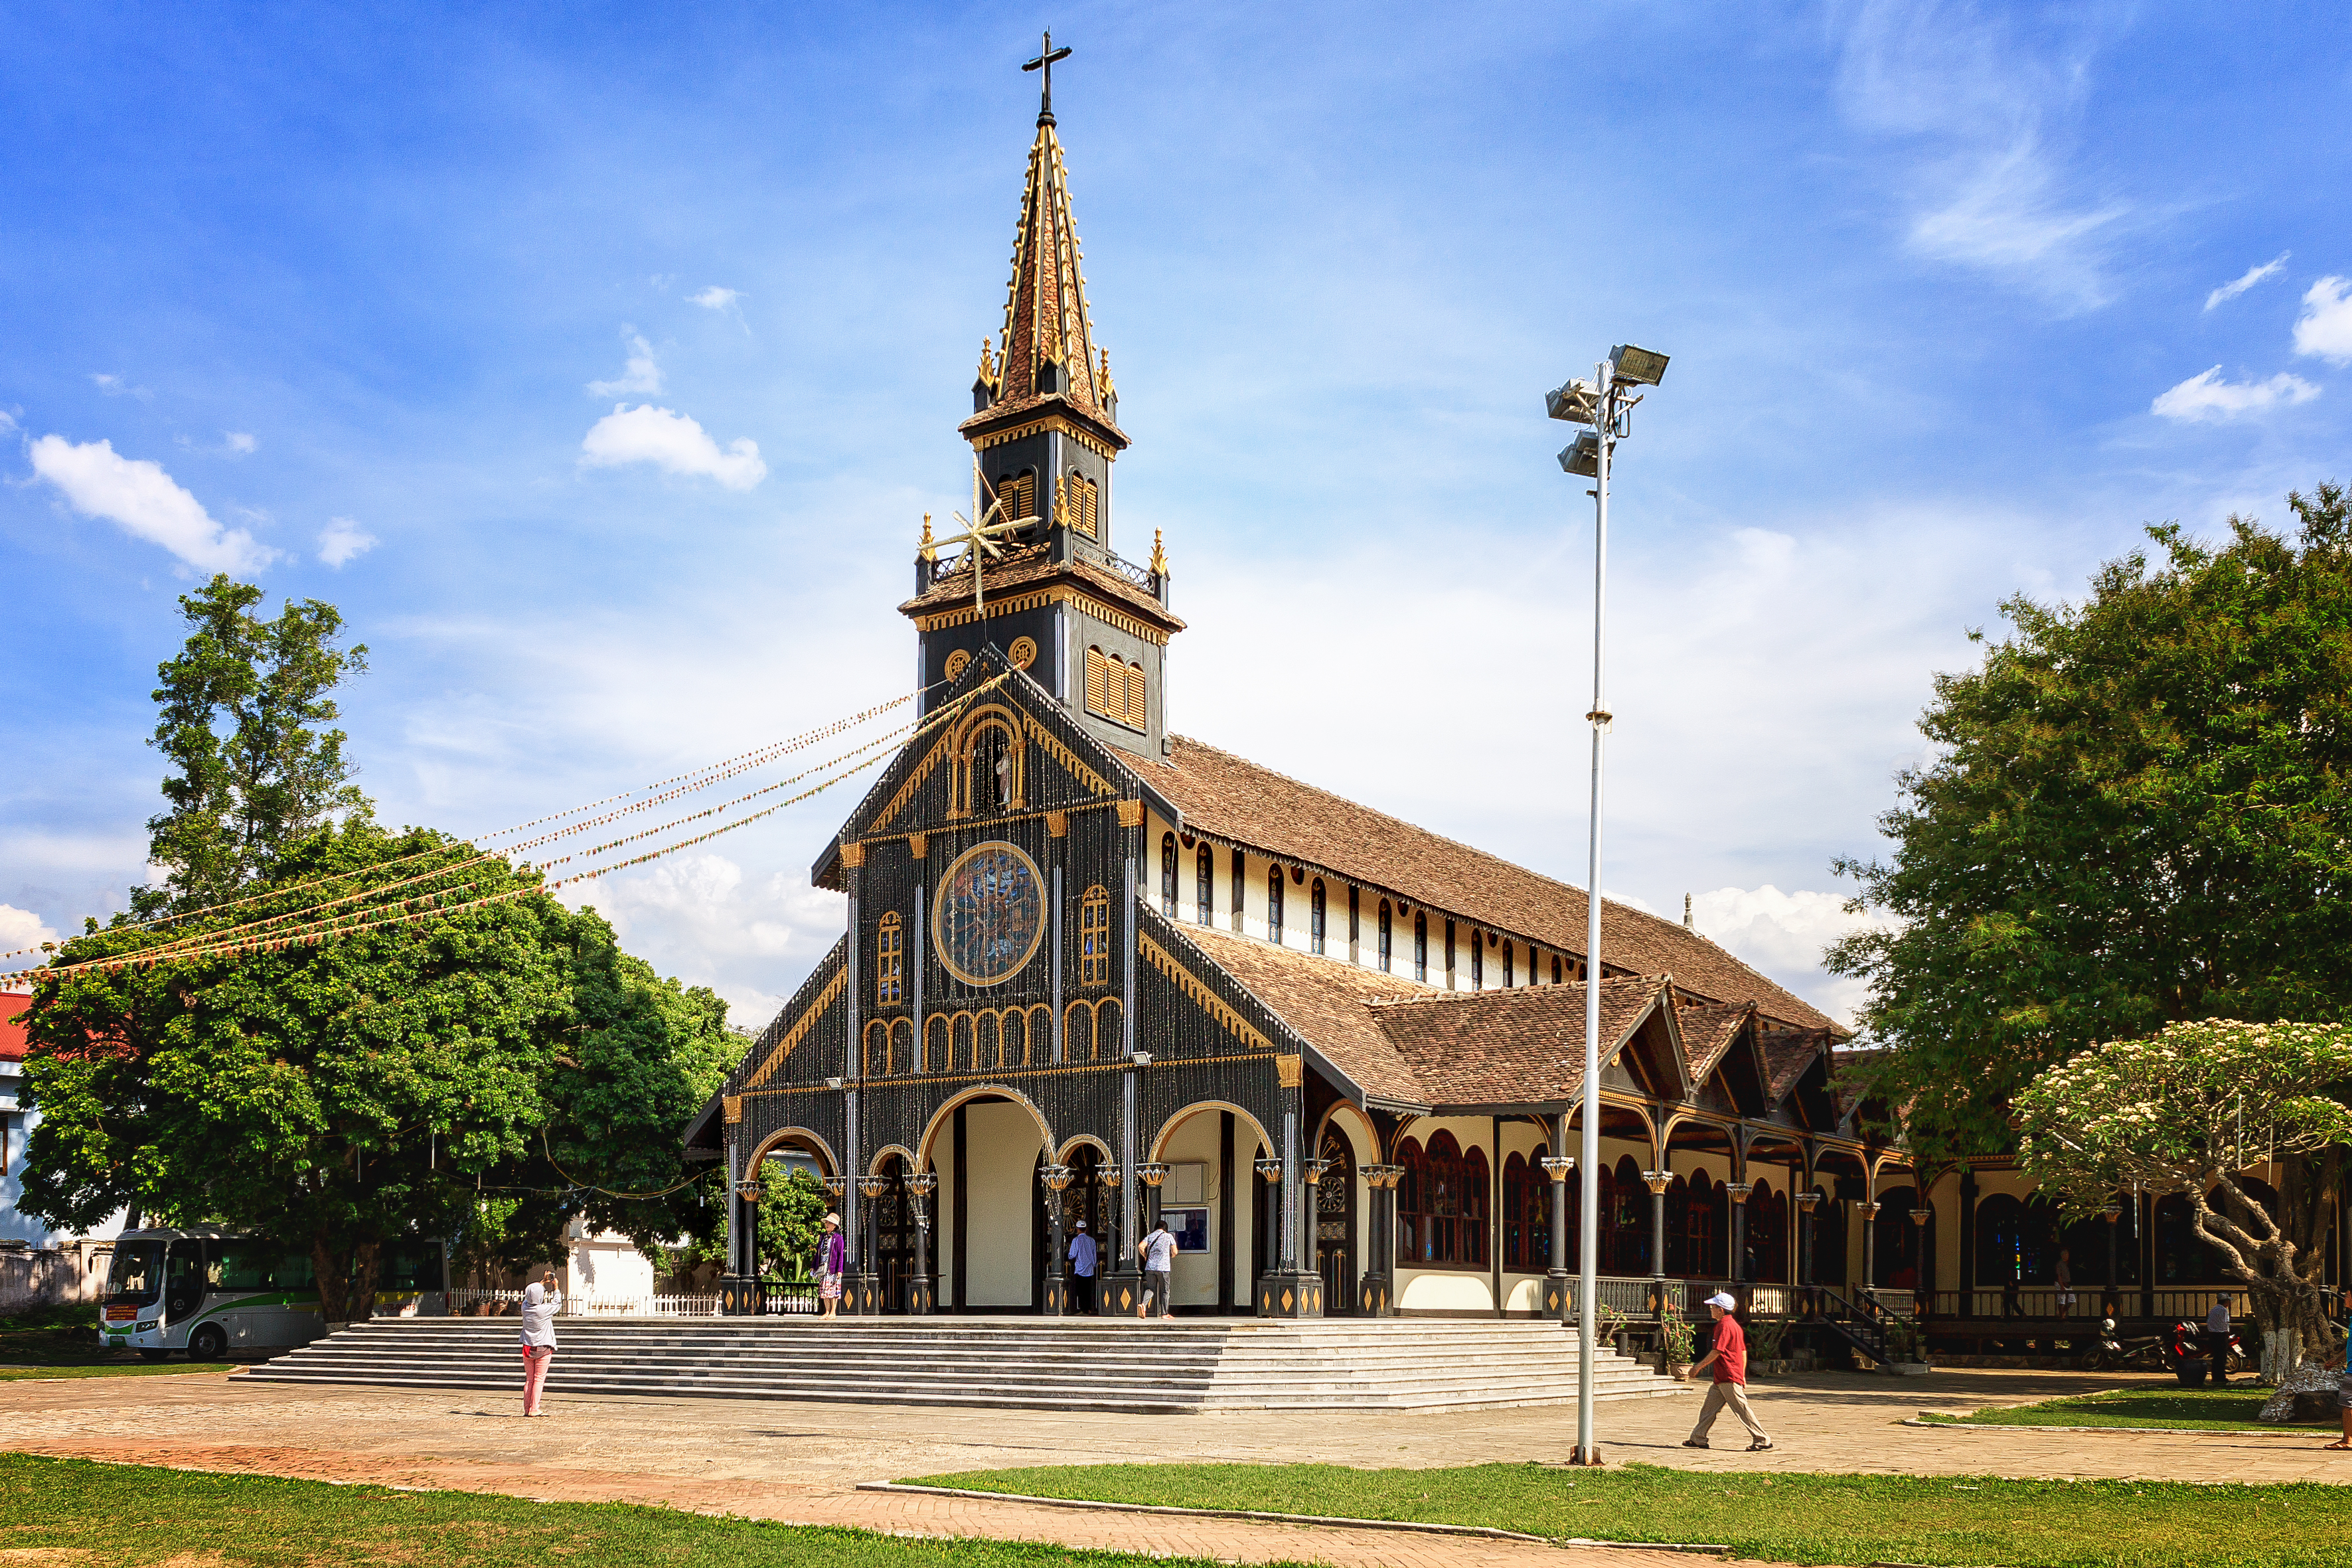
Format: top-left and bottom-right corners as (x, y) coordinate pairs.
(5, 1364), (2346, 1567)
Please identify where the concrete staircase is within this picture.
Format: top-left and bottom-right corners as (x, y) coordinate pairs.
(246, 1316), (1689, 1414)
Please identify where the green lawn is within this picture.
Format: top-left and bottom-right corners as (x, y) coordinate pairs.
(900, 1462), (2352, 1568)
(0, 1453), (1270, 1567)
(1922, 1385), (2338, 1432)
(0, 1305), (236, 1379)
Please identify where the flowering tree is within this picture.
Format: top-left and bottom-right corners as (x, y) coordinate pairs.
(2015, 1019), (2352, 1368)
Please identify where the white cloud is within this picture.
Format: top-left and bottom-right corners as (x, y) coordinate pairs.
(0, 902), (59, 961)
(2150, 366), (2321, 422)
(1687, 886), (1903, 1030)
(557, 853), (841, 1027)
(586, 329), (663, 398)
(89, 372), (151, 400)
(2292, 275), (2352, 366)
(1834, 0), (2127, 309)
(317, 516), (378, 568)
(580, 404), (767, 490)
(2204, 253), (2288, 311)
(688, 285), (742, 311)
(0, 410), (17, 434)
(175, 431), (260, 458)
(26, 434), (278, 572)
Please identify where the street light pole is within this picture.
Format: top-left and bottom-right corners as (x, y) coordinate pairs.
(1548, 343), (1667, 1468)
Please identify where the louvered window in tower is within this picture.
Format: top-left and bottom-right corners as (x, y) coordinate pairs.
(1078, 884), (1111, 986)
(994, 470), (1037, 524)
(875, 912), (903, 1006)
(1083, 647), (1148, 731)
(1068, 471), (1100, 538)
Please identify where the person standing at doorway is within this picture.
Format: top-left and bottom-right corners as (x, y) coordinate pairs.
(518, 1267), (560, 1417)
(1068, 1219), (1097, 1313)
(2054, 1247), (2074, 1320)
(2207, 1293), (2234, 1384)
(1137, 1216), (1175, 1320)
(817, 1213), (848, 1318)
(1680, 1291), (1772, 1452)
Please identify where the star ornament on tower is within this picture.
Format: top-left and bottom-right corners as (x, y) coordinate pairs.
(928, 458), (1039, 617)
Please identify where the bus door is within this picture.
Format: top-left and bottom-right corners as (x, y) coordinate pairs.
(163, 1239), (207, 1339)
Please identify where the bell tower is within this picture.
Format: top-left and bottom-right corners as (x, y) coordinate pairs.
(902, 35), (1183, 758)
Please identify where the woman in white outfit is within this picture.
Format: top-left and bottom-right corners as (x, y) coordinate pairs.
(519, 1267), (559, 1416)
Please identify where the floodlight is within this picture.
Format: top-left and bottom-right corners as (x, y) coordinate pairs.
(1545, 378), (1601, 424)
(1557, 430), (1600, 477)
(1608, 344), (1670, 386)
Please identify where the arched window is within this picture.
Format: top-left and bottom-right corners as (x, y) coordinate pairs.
(1160, 832), (1178, 917)
(1504, 1152), (1552, 1270)
(2154, 1194), (2229, 1285)
(1610, 1155), (1650, 1276)
(1502, 941), (1515, 988)
(1095, 998), (1123, 1059)
(1196, 843), (1214, 924)
(1083, 648), (1147, 730)
(1413, 913), (1428, 982)
(1747, 1179), (1788, 1284)
(1067, 469), (1100, 537)
(1310, 880), (1327, 955)
(1873, 1184), (1921, 1289)
(1471, 930), (1484, 988)
(1397, 1138), (1431, 1263)
(1267, 865), (1285, 945)
(890, 1018), (914, 1078)
(951, 715), (1024, 815)
(1229, 848), (1245, 932)
(1348, 886), (1360, 961)
(1444, 921), (1456, 984)
(875, 911), (903, 1006)
(1065, 1000), (1095, 1063)
(1378, 900), (1393, 973)
(864, 1019), (890, 1077)
(994, 469), (1037, 522)
(1552, 956), (1563, 985)
(1462, 1144), (1492, 1267)
(1078, 886), (1110, 986)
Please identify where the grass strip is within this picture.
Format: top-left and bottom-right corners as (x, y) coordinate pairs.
(0, 1307), (240, 1377)
(0, 1360), (237, 1381)
(0, 1452), (1280, 1568)
(1919, 1386), (2333, 1433)
(902, 1462), (2352, 1568)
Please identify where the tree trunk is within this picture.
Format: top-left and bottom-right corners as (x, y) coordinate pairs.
(311, 1232), (349, 1324)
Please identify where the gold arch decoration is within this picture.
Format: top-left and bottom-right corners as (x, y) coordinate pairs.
(744, 967), (848, 1088)
(1063, 996), (1124, 1061)
(944, 649), (973, 682)
(1137, 933), (1275, 1056)
(930, 840), (1048, 987)
(1007, 635), (1038, 670)
(746, 1126), (839, 1180)
(1314, 1100), (1380, 1166)
(1149, 1099), (1277, 1166)
(916, 1084), (1055, 1170)
(947, 702), (1029, 817)
(868, 1142), (919, 1177)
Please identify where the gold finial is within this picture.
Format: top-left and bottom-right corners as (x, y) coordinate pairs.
(1098, 347), (1115, 397)
(919, 512), (936, 562)
(1054, 471), (1069, 523)
(1150, 528), (1168, 576)
(976, 337), (1000, 393)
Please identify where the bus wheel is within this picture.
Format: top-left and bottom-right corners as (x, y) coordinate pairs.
(138, 1349), (168, 1362)
(189, 1324), (228, 1360)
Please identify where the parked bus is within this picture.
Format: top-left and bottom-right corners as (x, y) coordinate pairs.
(99, 1226), (447, 1359)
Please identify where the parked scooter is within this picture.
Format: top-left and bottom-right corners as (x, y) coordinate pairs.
(2086, 1314), (2169, 1372)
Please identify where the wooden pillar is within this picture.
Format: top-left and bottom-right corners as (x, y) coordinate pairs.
(951, 1105), (968, 1312)
(1218, 1112), (1236, 1310)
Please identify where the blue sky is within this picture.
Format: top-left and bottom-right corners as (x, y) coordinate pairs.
(4, 3), (2349, 1026)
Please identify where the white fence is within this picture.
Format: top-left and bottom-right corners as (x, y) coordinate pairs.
(444, 1287), (719, 1318)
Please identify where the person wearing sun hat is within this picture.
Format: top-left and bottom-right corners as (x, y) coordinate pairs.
(1680, 1291), (1772, 1452)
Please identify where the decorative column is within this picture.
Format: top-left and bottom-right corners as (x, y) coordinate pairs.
(1040, 1164), (1075, 1315)
(1095, 1164), (1136, 1316)
(1253, 1155), (1282, 1307)
(1541, 1154), (1575, 1320)
(2100, 1198), (2124, 1318)
(730, 1166), (762, 1315)
(1857, 1200), (1882, 1296)
(1909, 1200), (1936, 1318)
(1643, 1169), (1672, 1317)
(1794, 1188), (1819, 1291)
(1359, 1163), (1401, 1316)
(1299, 1156), (1328, 1304)
(1257, 1056), (1320, 1316)
(1137, 1161), (1172, 1237)
(848, 1176), (888, 1314)
(906, 1171), (938, 1314)
(1726, 1182), (1754, 1285)
(720, 1099), (752, 1315)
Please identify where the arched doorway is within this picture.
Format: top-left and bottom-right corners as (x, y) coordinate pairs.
(1873, 1184), (1921, 1289)
(872, 1154), (917, 1313)
(1316, 1127), (1357, 1316)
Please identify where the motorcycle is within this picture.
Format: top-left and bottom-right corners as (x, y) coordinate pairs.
(2085, 1316), (2169, 1373)
(2166, 1318), (2248, 1384)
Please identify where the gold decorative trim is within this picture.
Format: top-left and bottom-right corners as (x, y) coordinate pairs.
(745, 967), (848, 1088)
(839, 841), (866, 869)
(1277, 1054), (1304, 1089)
(1138, 931), (1276, 1056)
(1115, 799), (1144, 828)
(971, 413), (1114, 459)
(1067, 589), (1170, 646)
(1045, 810), (1069, 839)
(1020, 712), (1116, 799)
(873, 729), (953, 830)
(930, 840), (1049, 988)
(723, 1095), (743, 1125)
(943, 649), (973, 682)
(1007, 635), (1038, 670)
(909, 832), (929, 859)
(915, 583), (1170, 645)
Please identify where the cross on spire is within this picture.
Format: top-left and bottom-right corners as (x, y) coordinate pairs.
(1023, 31), (1071, 126)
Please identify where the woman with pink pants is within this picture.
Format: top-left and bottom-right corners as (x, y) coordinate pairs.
(518, 1269), (560, 1416)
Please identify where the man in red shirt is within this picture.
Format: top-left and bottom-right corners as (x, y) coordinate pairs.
(1680, 1291), (1772, 1451)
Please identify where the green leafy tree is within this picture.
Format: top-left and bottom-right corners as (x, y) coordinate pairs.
(674, 1162), (828, 1282)
(19, 822), (733, 1319)
(143, 575), (370, 914)
(2015, 1020), (2352, 1364)
(1829, 483), (2352, 1168)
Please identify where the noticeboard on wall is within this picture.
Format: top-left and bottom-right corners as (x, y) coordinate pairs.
(1162, 1206), (1211, 1253)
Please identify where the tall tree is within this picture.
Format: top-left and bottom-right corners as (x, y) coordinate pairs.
(20, 822), (734, 1318)
(1828, 483), (2352, 1168)
(145, 575), (370, 913)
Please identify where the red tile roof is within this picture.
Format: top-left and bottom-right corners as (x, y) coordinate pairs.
(1368, 978), (1667, 1107)
(1676, 1003), (1751, 1082)
(1, 990), (29, 1064)
(1176, 923), (1433, 1105)
(1119, 736), (1836, 1033)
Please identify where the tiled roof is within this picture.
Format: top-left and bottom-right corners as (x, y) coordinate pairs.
(1676, 1004), (1750, 1082)
(1176, 923), (1433, 1106)
(1761, 1027), (1835, 1101)
(1367, 977), (1667, 1107)
(1119, 736), (1836, 1033)
(0, 990), (27, 1063)
(900, 544), (1183, 633)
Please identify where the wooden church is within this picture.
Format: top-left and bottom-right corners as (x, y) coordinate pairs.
(684, 70), (1906, 1324)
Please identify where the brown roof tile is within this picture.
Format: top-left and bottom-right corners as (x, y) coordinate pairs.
(1119, 736), (1835, 1032)
(901, 544), (1184, 633)
(1176, 923), (1433, 1106)
(1366, 977), (1667, 1107)
(1676, 1003), (1750, 1082)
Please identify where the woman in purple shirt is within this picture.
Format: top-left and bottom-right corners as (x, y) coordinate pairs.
(817, 1213), (847, 1318)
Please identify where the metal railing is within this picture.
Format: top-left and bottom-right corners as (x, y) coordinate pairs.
(1103, 550), (1157, 591)
(445, 1288), (723, 1318)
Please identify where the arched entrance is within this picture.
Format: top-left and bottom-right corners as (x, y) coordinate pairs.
(872, 1153), (917, 1312)
(1315, 1126), (1357, 1316)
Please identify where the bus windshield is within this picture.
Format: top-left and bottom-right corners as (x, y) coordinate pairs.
(106, 1241), (165, 1305)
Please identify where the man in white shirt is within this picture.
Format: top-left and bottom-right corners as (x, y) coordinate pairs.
(1137, 1218), (1175, 1320)
(2206, 1294), (2234, 1385)
(1067, 1219), (1097, 1313)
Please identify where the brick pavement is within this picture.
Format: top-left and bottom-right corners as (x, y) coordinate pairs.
(4, 1364), (2347, 1567)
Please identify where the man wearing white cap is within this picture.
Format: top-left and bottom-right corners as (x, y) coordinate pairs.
(1067, 1219), (1097, 1314)
(1680, 1291), (1772, 1451)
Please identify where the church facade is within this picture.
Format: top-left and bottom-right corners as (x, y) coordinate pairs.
(684, 90), (1918, 1324)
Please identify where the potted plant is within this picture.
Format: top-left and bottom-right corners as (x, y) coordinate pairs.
(1658, 1306), (1697, 1378)
(1749, 1315), (1790, 1375)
